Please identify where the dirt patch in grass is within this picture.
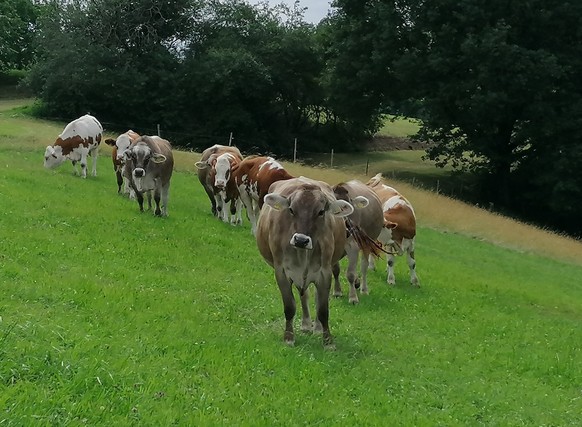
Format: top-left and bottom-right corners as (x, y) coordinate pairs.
(366, 135), (433, 151)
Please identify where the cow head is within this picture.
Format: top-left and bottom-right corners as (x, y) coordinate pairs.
(213, 153), (233, 189)
(264, 185), (354, 250)
(124, 140), (167, 191)
(333, 183), (370, 209)
(43, 145), (66, 169)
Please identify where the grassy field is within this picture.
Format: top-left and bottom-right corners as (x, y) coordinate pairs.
(2, 100), (582, 425)
(377, 115), (421, 138)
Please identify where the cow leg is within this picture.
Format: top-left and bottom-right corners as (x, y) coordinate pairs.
(315, 275), (334, 349)
(275, 269), (295, 346)
(115, 168), (123, 193)
(153, 188), (162, 216)
(386, 254), (396, 285)
(90, 148), (97, 176)
(203, 185), (217, 216)
(146, 191), (153, 211)
(79, 149), (89, 178)
(345, 243), (360, 304)
(332, 262), (342, 297)
(71, 160), (79, 176)
(215, 193), (226, 222)
(405, 238), (419, 287)
(233, 198), (243, 225)
(298, 286), (312, 333)
(136, 190), (145, 212)
(160, 183), (171, 217)
(359, 250), (371, 295)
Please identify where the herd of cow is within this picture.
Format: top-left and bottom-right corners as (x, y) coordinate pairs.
(43, 114), (419, 349)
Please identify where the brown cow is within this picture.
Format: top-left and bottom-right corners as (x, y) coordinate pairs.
(256, 177), (354, 348)
(233, 156), (294, 235)
(196, 144), (243, 219)
(366, 173), (419, 286)
(104, 130), (140, 196)
(332, 179), (384, 304)
(123, 136), (174, 217)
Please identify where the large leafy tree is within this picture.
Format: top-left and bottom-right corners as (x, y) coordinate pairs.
(330, 0), (582, 235)
(0, 0), (38, 71)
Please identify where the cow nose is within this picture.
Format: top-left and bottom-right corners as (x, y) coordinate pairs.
(290, 233), (313, 250)
(215, 180), (225, 189)
(134, 168), (145, 178)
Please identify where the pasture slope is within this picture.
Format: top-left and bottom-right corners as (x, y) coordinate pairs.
(1, 100), (582, 425)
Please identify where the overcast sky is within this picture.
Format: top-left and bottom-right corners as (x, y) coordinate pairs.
(250, 0), (332, 24)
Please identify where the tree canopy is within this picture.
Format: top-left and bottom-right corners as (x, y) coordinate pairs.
(12, 0), (582, 236)
(327, 0), (582, 236)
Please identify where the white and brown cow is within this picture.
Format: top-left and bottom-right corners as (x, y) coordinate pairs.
(124, 135), (174, 217)
(196, 144), (243, 220)
(256, 177), (354, 348)
(233, 156), (294, 235)
(104, 130), (140, 196)
(44, 114), (102, 178)
(196, 148), (243, 225)
(366, 173), (419, 286)
(332, 180), (385, 304)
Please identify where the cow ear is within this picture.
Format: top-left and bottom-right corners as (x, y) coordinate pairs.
(385, 220), (398, 229)
(151, 153), (167, 163)
(331, 200), (354, 217)
(104, 138), (116, 146)
(195, 161), (209, 169)
(352, 195), (369, 209)
(264, 193), (289, 211)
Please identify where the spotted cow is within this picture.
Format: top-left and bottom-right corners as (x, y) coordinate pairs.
(366, 173), (419, 286)
(104, 130), (140, 196)
(44, 114), (102, 178)
(196, 144), (243, 220)
(233, 156), (294, 235)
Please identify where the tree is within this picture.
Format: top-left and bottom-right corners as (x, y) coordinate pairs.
(0, 0), (38, 71)
(329, 0), (582, 235)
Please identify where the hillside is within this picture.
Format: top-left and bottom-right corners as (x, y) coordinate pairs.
(1, 100), (582, 424)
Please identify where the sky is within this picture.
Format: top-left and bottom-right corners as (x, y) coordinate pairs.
(250, 0), (332, 24)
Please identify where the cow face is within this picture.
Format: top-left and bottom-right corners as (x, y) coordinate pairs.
(114, 133), (133, 161)
(43, 145), (66, 169)
(213, 153), (233, 189)
(124, 142), (167, 191)
(264, 187), (354, 250)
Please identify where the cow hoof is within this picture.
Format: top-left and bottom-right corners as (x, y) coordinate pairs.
(333, 291), (342, 298)
(349, 298), (359, 305)
(283, 332), (295, 346)
(323, 335), (335, 350)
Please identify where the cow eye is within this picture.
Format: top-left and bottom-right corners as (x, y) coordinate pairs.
(318, 209), (325, 216)
(289, 208), (294, 215)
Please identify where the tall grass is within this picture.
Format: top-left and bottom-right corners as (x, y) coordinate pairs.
(1, 101), (582, 425)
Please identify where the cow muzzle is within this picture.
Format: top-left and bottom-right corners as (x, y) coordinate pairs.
(134, 168), (145, 178)
(215, 180), (226, 190)
(290, 233), (313, 250)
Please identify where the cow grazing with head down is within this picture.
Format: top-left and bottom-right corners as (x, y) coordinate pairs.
(233, 156), (294, 235)
(123, 135), (174, 217)
(44, 114), (102, 178)
(196, 144), (243, 219)
(366, 173), (419, 287)
(256, 177), (354, 348)
(104, 130), (140, 196)
(332, 180), (385, 304)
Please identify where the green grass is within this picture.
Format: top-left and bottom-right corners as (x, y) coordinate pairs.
(377, 115), (421, 138)
(1, 102), (582, 425)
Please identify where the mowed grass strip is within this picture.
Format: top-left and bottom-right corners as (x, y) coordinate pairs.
(1, 106), (582, 425)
